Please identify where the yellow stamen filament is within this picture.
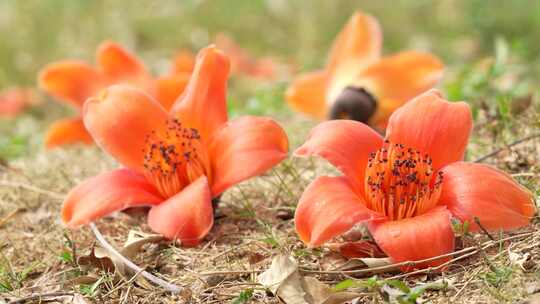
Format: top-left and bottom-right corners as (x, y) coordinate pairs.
(364, 141), (443, 220)
(143, 119), (210, 198)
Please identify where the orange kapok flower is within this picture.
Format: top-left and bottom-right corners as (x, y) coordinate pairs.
(286, 11), (444, 129)
(171, 35), (291, 81)
(61, 46), (289, 246)
(215, 33), (288, 80)
(0, 88), (36, 118)
(39, 41), (191, 148)
(294, 90), (536, 269)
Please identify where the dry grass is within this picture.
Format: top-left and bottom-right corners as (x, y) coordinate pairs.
(0, 111), (539, 304)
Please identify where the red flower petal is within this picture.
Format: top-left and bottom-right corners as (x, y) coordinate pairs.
(96, 41), (148, 82)
(368, 206), (455, 270)
(62, 169), (163, 227)
(327, 11), (382, 76)
(359, 51), (444, 127)
(45, 117), (93, 149)
(83, 85), (168, 172)
(209, 116), (288, 196)
(295, 120), (383, 193)
(295, 176), (380, 247)
(386, 90), (472, 171)
(440, 162), (536, 231)
(148, 176), (213, 246)
(286, 70), (329, 119)
(154, 74), (190, 110)
(171, 46), (230, 142)
(39, 60), (103, 108)
(325, 11), (382, 103)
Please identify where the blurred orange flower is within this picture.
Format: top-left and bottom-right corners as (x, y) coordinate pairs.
(0, 88), (37, 118)
(61, 46), (289, 246)
(286, 11), (444, 129)
(39, 41), (191, 148)
(170, 34), (293, 81)
(215, 33), (291, 80)
(294, 90), (535, 270)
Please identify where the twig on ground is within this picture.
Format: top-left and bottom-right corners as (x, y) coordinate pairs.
(89, 223), (183, 294)
(474, 132), (540, 163)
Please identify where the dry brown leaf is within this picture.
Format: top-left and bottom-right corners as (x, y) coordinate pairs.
(78, 230), (165, 283)
(121, 230), (164, 258)
(335, 257), (393, 272)
(258, 254), (364, 304)
(508, 249), (532, 271)
(77, 246), (115, 272)
(303, 277), (365, 304)
(258, 254), (298, 294)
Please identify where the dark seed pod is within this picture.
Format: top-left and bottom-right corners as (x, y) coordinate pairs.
(329, 86), (378, 123)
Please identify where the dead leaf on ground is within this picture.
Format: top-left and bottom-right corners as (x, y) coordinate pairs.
(77, 229), (165, 286)
(335, 257), (394, 272)
(258, 254), (365, 304)
(508, 249), (533, 271)
(122, 230), (164, 258)
(78, 246), (115, 272)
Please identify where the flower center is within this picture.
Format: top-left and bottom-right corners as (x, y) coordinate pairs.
(329, 86), (378, 123)
(143, 118), (210, 198)
(364, 141), (443, 220)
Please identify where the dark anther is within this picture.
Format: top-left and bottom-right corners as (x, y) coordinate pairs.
(329, 86), (378, 123)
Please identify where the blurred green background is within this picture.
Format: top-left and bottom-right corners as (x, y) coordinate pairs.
(1, 0), (539, 158)
(2, 0), (540, 86)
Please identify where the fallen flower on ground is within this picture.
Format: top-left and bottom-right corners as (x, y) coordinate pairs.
(61, 46), (289, 246)
(39, 41), (191, 148)
(0, 88), (37, 118)
(286, 11), (444, 129)
(294, 90), (536, 270)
